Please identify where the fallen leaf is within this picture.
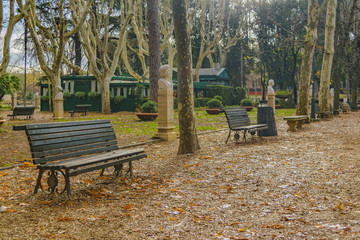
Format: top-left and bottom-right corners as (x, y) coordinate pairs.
(124, 204), (131, 210)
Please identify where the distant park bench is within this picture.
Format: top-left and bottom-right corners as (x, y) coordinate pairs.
(315, 103), (332, 119)
(283, 115), (308, 132)
(69, 104), (91, 117)
(8, 106), (36, 120)
(18, 120), (146, 195)
(222, 107), (268, 143)
(339, 102), (350, 113)
(348, 101), (360, 111)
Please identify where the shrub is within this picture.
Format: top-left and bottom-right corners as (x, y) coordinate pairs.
(207, 99), (222, 108)
(135, 84), (145, 107)
(141, 100), (157, 113)
(114, 95), (126, 104)
(275, 98), (280, 105)
(206, 85), (246, 106)
(240, 98), (254, 107)
(40, 95), (49, 101)
(279, 98), (296, 109)
(275, 90), (292, 98)
(88, 91), (99, 98)
(213, 95), (223, 102)
(63, 92), (72, 99)
(75, 91), (86, 99)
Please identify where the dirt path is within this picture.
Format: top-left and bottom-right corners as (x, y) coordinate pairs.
(0, 112), (359, 239)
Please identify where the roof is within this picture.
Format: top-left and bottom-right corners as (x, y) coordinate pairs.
(173, 68), (226, 76)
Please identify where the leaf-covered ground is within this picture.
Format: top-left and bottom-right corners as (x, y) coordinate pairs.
(0, 110), (359, 239)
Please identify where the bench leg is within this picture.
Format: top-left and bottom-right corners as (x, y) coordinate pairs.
(64, 170), (71, 195)
(34, 169), (45, 194)
(286, 120), (297, 132)
(129, 161), (133, 177)
(243, 130), (247, 142)
(296, 120), (304, 129)
(225, 130), (232, 143)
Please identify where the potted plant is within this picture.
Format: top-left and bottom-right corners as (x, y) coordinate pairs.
(63, 92), (72, 99)
(75, 91), (86, 99)
(275, 90), (292, 99)
(206, 98), (222, 115)
(240, 98), (254, 112)
(135, 100), (158, 121)
(87, 91), (99, 99)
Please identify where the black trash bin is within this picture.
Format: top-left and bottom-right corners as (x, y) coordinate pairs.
(257, 106), (277, 136)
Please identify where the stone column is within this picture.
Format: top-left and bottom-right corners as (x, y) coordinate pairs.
(34, 92), (40, 108)
(267, 79), (275, 113)
(330, 88), (334, 107)
(53, 86), (64, 120)
(12, 92), (17, 110)
(156, 65), (177, 141)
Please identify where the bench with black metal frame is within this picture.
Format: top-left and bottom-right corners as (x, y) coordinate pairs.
(339, 102), (350, 113)
(315, 103), (332, 119)
(21, 120), (146, 195)
(69, 104), (92, 117)
(8, 106), (36, 120)
(222, 107), (268, 143)
(348, 101), (360, 111)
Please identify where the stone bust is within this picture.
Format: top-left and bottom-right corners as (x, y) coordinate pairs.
(159, 65), (172, 89)
(55, 86), (63, 99)
(267, 79), (275, 95)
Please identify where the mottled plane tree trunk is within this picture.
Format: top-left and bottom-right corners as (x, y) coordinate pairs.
(296, 0), (328, 115)
(147, 0), (160, 102)
(172, 0), (200, 154)
(319, 0), (336, 112)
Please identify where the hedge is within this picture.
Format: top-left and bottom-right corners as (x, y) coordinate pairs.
(206, 85), (246, 106)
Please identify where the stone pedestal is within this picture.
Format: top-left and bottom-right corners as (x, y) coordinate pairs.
(257, 106), (277, 136)
(156, 66), (176, 141)
(35, 95), (40, 108)
(12, 93), (17, 110)
(267, 93), (275, 113)
(53, 99), (64, 119)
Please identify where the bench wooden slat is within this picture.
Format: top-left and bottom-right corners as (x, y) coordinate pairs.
(30, 134), (117, 153)
(32, 140), (118, 158)
(43, 148), (145, 169)
(26, 123), (113, 135)
(28, 127), (114, 141)
(25, 120), (109, 130)
(34, 145), (119, 165)
(70, 154), (147, 177)
(30, 131), (116, 147)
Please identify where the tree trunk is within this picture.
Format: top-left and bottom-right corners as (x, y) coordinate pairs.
(319, 0), (336, 112)
(172, 0), (200, 154)
(296, 0), (327, 115)
(333, 0), (357, 110)
(73, 33), (82, 74)
(101, 77), (111, 114)
(147, 0), (160, 102)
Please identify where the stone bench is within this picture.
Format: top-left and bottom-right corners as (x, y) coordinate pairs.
(283, 115), (308, 132)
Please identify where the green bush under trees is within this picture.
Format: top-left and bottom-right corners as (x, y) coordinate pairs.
(206, 85), (246, 106)
(240, 98), (254, 107)
(114, 95), (126, 104)
(75, 91), (86, 99)
(88, 91), (99, 98)
(207, 99), (222, 108)
(141, 100), (158, 113)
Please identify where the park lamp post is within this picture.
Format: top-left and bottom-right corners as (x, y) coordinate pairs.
(310, 50), (316, 119)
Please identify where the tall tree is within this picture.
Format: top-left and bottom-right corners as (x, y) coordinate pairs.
(20, 0), (92, 112)
(318, 0), (336, 112)
(147, 0), (160, 102)
(172, 0), (200, 154)
(296, 0), (327, 115)
(0, 0), (29, 76)
(70, 0), (133, 114)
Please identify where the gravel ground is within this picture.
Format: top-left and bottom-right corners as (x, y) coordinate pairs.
(0, 111), (359, 239)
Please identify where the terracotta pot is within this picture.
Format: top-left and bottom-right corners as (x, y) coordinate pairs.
(0, 119), (6, 127)
(244, 106), (253, 112)
(135, 112), (158, 121)
(205, 108), (221, 115)
(275, 105), (281, 109)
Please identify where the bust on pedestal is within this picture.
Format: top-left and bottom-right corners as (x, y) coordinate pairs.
(53, 86), (64, 119)
(267, 79), (275, 113)
(156, 65), (177, 141)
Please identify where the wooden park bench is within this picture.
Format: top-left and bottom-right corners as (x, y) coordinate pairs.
(339, 102), (350, 113)
(222, 107), (268, 143)
(348, 101), (360, 111)
(69, 104), (91, 117)
(283, 115), (308, 132)
(315, 103), (332, 119)
(21, 120), (146, 195)
(8, 106), (36, 120)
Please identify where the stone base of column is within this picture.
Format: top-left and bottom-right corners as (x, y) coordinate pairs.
(267, 94), (275, 113)
(53, 99), (64, 120)
(156, 127), (177, 141)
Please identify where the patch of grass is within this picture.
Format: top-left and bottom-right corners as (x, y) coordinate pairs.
(197, 126), (218, 132)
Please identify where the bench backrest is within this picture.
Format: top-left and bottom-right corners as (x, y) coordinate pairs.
(25, 120), (118, 165)
(223, 107), (251, 129)
(74, 105), (90, 112)
(13, 107), (35, 116)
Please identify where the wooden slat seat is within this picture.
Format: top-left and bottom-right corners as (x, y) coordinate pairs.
(339, 102), (350, 113)
(222, 107), (268, 143)
(23, 120), (146, 195)
(68, 104), (91, 117)
(8, 106), (36, 120)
